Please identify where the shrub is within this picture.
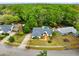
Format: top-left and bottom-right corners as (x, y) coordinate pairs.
(2, 33), (9, 36)
(52, 31), (61, 36)
(74, 22), (79, 31)
(48, 40), (52, 43)
(0, 35), (5, 40)
(23, 24), (30, 33)
(32, 36), (39, 39)
(8, 36), (15, 42)
(17, 32), (24, 36)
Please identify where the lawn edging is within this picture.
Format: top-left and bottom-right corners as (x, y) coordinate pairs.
(26, 45), (65, 50)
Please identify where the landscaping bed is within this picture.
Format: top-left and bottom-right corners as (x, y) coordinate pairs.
(0, 33), (9, 41)
(5, 32), (25, 47)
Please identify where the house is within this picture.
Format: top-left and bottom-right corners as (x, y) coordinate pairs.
(56, 27), (77, 35)
(0, 25), (14, 34)
(32, 26), (52, 39)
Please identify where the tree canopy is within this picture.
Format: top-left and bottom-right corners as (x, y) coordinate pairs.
(0, 4), (79, 33)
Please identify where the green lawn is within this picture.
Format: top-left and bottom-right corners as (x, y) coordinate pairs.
(27, 39), (64, 50)
(13, 34), (25, 43)
(27, 40), (63, 46)
(27, 34), (79, 50)
(5, 33), (25, 47)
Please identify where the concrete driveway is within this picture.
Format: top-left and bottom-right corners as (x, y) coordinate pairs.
(18, 33), (31, 49)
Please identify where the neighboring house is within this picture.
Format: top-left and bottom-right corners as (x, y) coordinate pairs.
(32, 26), (52, 39)
(0, 25), (14, 34)
(56, 27), (77, 35)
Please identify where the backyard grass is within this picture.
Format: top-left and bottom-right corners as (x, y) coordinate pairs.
(27, 34), (79, 50)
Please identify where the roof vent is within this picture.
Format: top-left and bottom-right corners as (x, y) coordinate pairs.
(42, 26), (49, 29)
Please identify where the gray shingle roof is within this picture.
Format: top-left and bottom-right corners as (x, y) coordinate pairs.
(56, 27), (77, 35)
(32, 26), (52, 37)
(43, 28), (52, 35)
(0, 25), (13, 33)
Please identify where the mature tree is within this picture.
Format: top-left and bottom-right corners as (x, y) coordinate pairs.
(23, 23), (30, 33)
(74, 22), (79, 31)
(0, 4), (79, 30)
(23, 14), (37, 33)
(0, 14), (19, 24)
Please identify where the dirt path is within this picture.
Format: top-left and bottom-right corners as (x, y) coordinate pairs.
(18, 33), (31, 49)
